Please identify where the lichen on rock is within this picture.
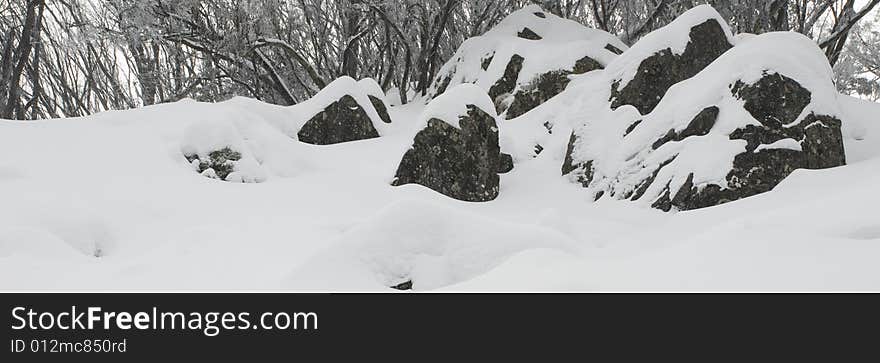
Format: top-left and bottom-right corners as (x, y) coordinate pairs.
(609, 19), (733, 115)
(392, 105), (504, 202)
(297, 94), (381, 145)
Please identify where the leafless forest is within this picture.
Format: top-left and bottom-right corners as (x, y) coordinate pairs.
(1, 0), (878, 120)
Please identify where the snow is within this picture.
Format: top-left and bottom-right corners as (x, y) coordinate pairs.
(755, 138), (803, 153)
(1, 84), (877, 291)
(418, 84), (497, 129)
(838, 95), (880, 162)
(272, 76), (392, 138)
(1, 5), (879, 292)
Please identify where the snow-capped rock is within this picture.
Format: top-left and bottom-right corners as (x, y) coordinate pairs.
(392, 85), (505, 202)
(429, 5), (626, 119)
(607, 5), (734, 115)
(563, 23), (847, 211)
(294, 76), (392, 145)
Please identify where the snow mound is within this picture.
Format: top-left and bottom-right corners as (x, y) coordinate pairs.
(284, 199), (577, 291)
(838, 95), (880, 162)
(0, 4), (878, 292)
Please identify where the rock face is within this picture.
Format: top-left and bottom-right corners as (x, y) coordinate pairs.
(505, 55), (604, 119)
(517, 27), (542, 40)
(368, 95), (393, 124)
(392, 105), (504, 202)
(561, 6), (847, 212)
(609, 19), (733, 115)
(488, 54), (525, 102)
(297, 95), (381, 145)
(185, 147), (241, 181)
(427, 4), (627, 118)
(565, 71), (846, 211)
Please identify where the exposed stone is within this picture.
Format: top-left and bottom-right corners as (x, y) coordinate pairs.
(504, 55), (604, 119)
(297, 95), (380, 145)
(731, 72), (811, 128)
(561, 132), (580, 176)
(605, 43), (624, 55)
(572, 55), (604, 75)
(505, 70), (570, 119)
(488, 54), (525, 102)
(498, 153), (515, 173)
(610, 19), (733, 115)
(623, 120), (642, 136)
(534, 12), (546, 18)
(669, 113), (845, 210)
(651, 106), (718, 149)
(518, 27), (542, 40)
(433, 69), (455, 97)
(481, 53), (495, 71)
(648, 75), (844, 211)
(185, 147), (241, 181)
(390, 280), (413, 290)
(392, 105), (504, 202)
(368, 95), (392, 124)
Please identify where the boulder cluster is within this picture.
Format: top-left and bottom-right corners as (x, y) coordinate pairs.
(186, 5), (848, 213)
(562, 6), (847, 211)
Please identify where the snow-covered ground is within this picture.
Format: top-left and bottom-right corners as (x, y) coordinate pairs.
(2, 4), (879, 292)
(0, 89), (877, 291)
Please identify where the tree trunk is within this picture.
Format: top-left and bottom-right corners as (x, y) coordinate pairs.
(3, 0), (45, 119)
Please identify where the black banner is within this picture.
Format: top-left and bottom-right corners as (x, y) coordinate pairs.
(2, 293), (878, 360)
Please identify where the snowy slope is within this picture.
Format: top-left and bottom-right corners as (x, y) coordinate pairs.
(0, 87), (877, 291)
(2, 5), (880, 291)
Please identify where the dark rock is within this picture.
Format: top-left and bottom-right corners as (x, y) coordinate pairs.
(505, 70), (570, 119)
(518, 27), (542, 40)
(185, 147), (241, 181)
(610, 19), (732, 115)
(651, 106), (719, 149)
(390, 280), (412, 290)
(481, 53), (495, 71)
(498, 153), (514, 173)
(534, 144), (544, 156)
(368, 95), (392, 124)
(572, 55), (604, 75)
(488, 54), (525, 102)
(731, 72), (811, 128)
(605, 43), (624, 55)
(679, 106), (718, 138)
(504, 55), (604, 119)
(433, 70), (455, 97)
(561, 132), (580, 176)
(392, 105), (504, 202)
(297, 95), (380, 145)
(644, 75), (845, 211)
(562, 132), (596, 188)
(623, 120), (642, 136)
(534, 12), (546, 18)
(630, 156), (677, 201)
